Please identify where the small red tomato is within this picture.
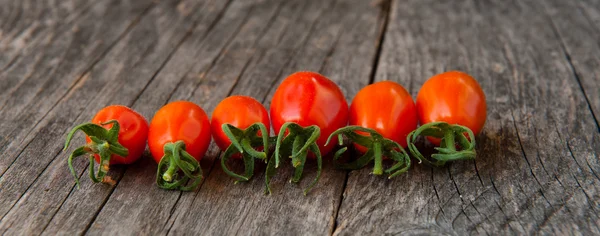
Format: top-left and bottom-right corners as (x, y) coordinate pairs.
(270, 71), (349, 156)
(65, 105), (149, 186)
(325, 81), (414, 177)
(267, 71), (348, 194)
(211, 95), (270, 151)
(212, 95), (270, 182)
(406, 71), (485, 166)
(87, 105), (149, 165)
(416, 71), (487, 144)
(148, 101), (211, 163)
(350, 81), (417, 150)
(148, 101), (211, 190)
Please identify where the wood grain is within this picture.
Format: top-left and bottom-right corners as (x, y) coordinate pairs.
(0, 0), (598, 234)
(542, 0), (600, 132)
(166, 0), (385, 234)
(334, 0), (600, 235)
(0, 0), (214, 234)
(0, 0), (155, 178)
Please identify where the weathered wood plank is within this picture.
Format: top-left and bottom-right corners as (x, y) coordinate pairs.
(0, 0), (221, 235)
(0, 0), (98, 71)
(333, 0), (600, 235)
(165, 0), (385, 235)
(542, 0), (600, 131)
(82, 1), (285, 234)
(0, 0), (155, 178)
(0, 0), (156, 222)
(0, 0), (599, 235)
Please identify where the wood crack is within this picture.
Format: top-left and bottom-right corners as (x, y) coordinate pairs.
(510, 110), (551, 206)
(330, 0), (391, 234)
(368, 0), (391, 85)
(330, 171), (349, 236)
(544, 8), (600, 133)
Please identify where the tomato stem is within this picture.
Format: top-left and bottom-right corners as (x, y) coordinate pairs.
(406, 122), (476, 166)
(156, 140), (203, 191)
(64, 120), (128, 188)
(220, 123), (270, 183)
(373, 142), (383, 175)
(325, 126), (411, 178)
(266, 122), (322, 195)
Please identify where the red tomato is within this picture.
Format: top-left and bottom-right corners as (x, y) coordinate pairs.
(86, 105), (149, 165)
(350, 81), (417, 151)
(416, 71), (487, 144)
(148, 101), (211, 163)
(270, 71), (349, 156)
(211, 95), (270, 151)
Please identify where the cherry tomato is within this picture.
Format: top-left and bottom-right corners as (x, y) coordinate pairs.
(65, 105), (148, 186)
(270, 71), (349, 156)
(416, 71), (486, 145)
(148, 101), (211, 163)
(212, 95), (270, 182)
(211, 95), (270, 151)
(325, 81), (413, 177)
(350, 81), (417, 151)
(86, 105), (149, 165)
(149, 101), (211, 191)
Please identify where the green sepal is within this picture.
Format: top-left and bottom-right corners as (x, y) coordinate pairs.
(220, 122), (271, 183)
(325, 126), (411, 178)
(156, 140), (203, 191)
(406, 121), (477, 166)
(265, 122), (322, 195)
(64, 120), (129, 188)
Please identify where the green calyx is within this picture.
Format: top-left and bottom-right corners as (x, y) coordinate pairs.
(265, 122), (322, 195)
(406, 121), (476, 166)
(64, 120), (128, 188)
(325, 126), (411, 178)
(220, 123), (271, 183)
(156, 140), (203, 191)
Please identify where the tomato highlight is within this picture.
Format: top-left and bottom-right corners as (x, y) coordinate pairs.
(64, 105), (149, 187)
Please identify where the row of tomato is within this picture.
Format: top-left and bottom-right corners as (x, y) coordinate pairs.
(64, 71), (486, 193)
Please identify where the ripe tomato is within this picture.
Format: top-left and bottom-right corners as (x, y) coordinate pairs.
(416, 71), (486, 145)
(267, 71), (348, 194)
(407, 71), (485, 166)
(148, 101), (211, 163)
(211, 95), (270, 182)
(350, 81), (417, 150)
(148, 101), (211, 190)
(325, 81), (414, 177)
(87, 105), (149, 165)
(270, 71), (349, 156)
(64, 105), (148, 186)
(211, 95), (270, 151)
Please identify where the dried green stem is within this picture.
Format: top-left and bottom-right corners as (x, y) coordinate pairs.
(156, 140), (203, 191)
(64, 120), (128, 188)
(220, 123), (271, 183)
(406, 121), (477, 166)
(325, 126), (411, 178)
(265, 122), (322, 195)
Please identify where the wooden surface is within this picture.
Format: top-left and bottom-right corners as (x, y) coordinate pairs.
(0, 0), (599, 235)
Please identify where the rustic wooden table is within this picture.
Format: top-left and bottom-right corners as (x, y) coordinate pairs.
(1, 0), (599, 235)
